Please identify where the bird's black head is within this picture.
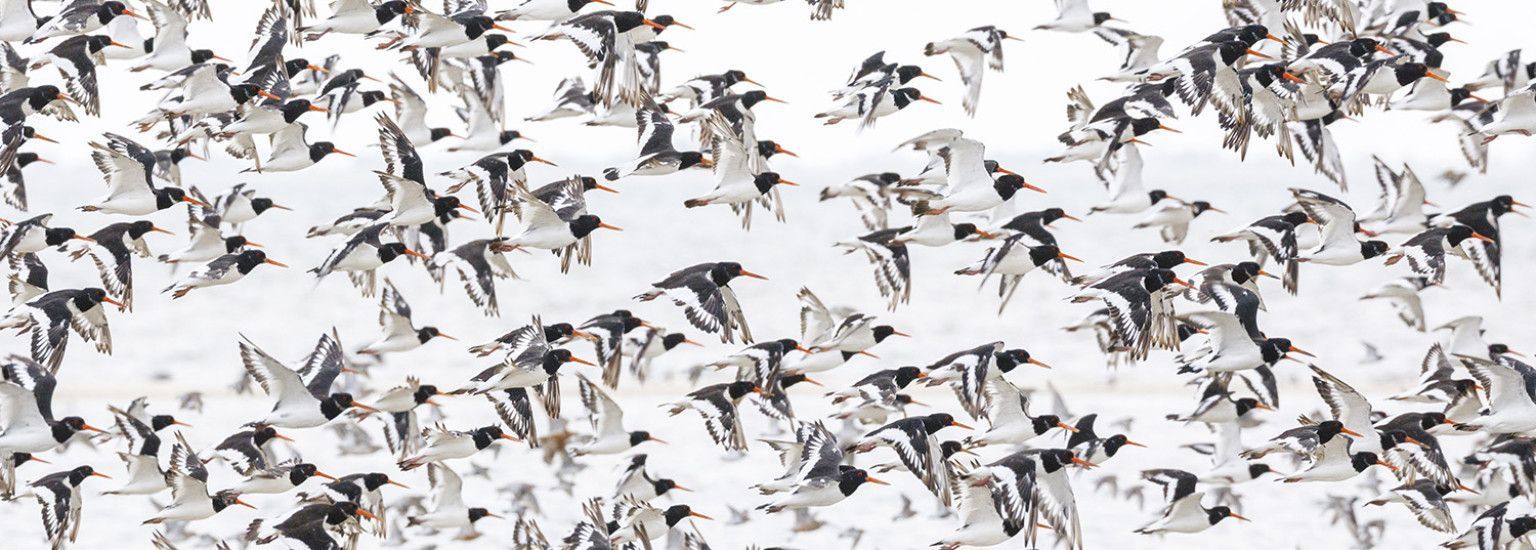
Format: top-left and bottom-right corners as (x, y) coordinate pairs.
(1252, 64), (1288, 87)
(890, 87), (928, 108)
(427, 127), (455, 143)
(10, 452), (38, 466)
(721, 69), (749, 86)
(660, 332), (690, 350)
(1102, 434), (1141, 456)
(872, 172), (902, 186)
(1259, 337), (1296, 364)
(482, 34), (512, 52)
(752, 172), (790, 194)
(467, 508), (495, 523)
(351, 473), (390, 492)
(189, 49), (218, 64)
(416, 326), (448, 344)
(1282, 210), (1311, 226)
(780, 373), (816, 389)
(739, 90), (774, 109)
(1315, 420), (1345, 442)
(1415, 412), (1449, 431)
(74, 288), (112, 311)
(992, 174), (1029, 200)
(357, 90), (390, 107)
(1027, 245), (1063, 267)
(156, 187), (197, 210)
(280, 100), (321, 123)
(662, 504), (702, 526)
(251, 425), (280, 446)
(756, 140), (791, 160)
(648, 477), (680, 496)
(628, 430), (654, 447)
(951, 222), (983, 241)
(1380, 430), (1411, 451)
(14, 151), (43, 169)
(1349, 452), (1384, 472)
(283, 58), (313, 76)
(460, 16), (497, 40)
(677, 151), (707, 170)
(309, 141), (344, 163)
(496, 129), (526, 145)
(1130, 117), (1163, 136)
(1360, 240), (1389, 259)
(1448, 87), (1482, 106)
(472, 425), (507, 449)
(231, 249), (271, 273)
(542, 349), (574, 374)
(567, 215), (607, 239)
(66, 465), (98, 486)
(82, 35), (115, 54)
(322, 393), (357, 419)
(1189, 201), (1218, 218)
(1092, 12), (1114, 25)
(710, 261), (747, 286)
(28, 85), (63, 111)
(890, 65), (924, 84)
(983, 159), (1004, 174)
(893, 366), (924, 388)
(872, 325), (902, 343)
(412, 385), (440, 406)
(42, 226), (78, 246)
(1444, 224), (1481, 246)
(1206, 506), (1242, 525)
(1147, 189), (1172, 204)
(221, 235), (252, 253)
(1176, 323), (1200, 342)
(1234, 398), (1264, 417)
(289, 463), (320, 484)
(544, 322), (575, 342)
(1509, 516), (1536, 539)
(1426, 2), (1453, 19)
(770, 339), (800, 356)
(1234, 24), (1269, 46)
(612, 11), (649, 33)
(1487, 194), (1519, 216)
(1215, 41), (1253, 66)
(379, 1), (410, 18)
(837, 467), (878, 495)
(54, 416), (92, 441)
(725, 380), (760, 399)
(325, 501), (363, 524)
(1231, 261), (1262, 284)
(1032, 414), (1065, 436)
(921, 413), (962, 434)
(1039, 449), (1079, 473)
(995, 349), (1034, 372)
(1247, 463), (1274, 479)
(376, 242), (411, 263)
(1393, 63), (1435, 86)
(210, 490), (245, 512)
(146, 414), (178, 432)
(1140, 268), (1180, 292)
(1421, 32), (1456, 49)
(1151, 250), (1191, 270)
(1348, 38), (1383, 58)
(1491, 343), (1514, 356)
(100, 2), (130, 19)
(229, 83), (263, 104)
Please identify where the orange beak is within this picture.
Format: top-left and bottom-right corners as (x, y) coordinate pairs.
(121, 9), (145, 20)
(1184, 258), (1207, 266)
(1057, 252), (1083, 263)
(950, 421), (974, 430)
(739, 269), (768, 280)
(532, 156), (558, 166)
(643, 19), (666, 30)
(351, 403), (380, 413)
(314, 470), (338, 481)
(235, 498), (257, 509)
(864, 476), (891, 485)
(388, 480), (409, 488)
(1288, 345), (1315, 357)
(919, 95), (942, 104)
(773, 144), (798, 157)
(1375, 45), (1396, 55)
(1157, 123), (1181, 133)
(274, 433), (296, 442)
(109, 41), (130, 48)
(403, 249), (431, 260)
(1283, 72), (1305, 83)
(1173, 277), (1194, 288)
(593, 182), (619, 193)
(1027, 358), (1052, 369)
(457, 203), (479, 213)
(90, 471), (112, 479)
(1056, 422), (1079, 432)
(1071, 457), (1097, 468)
(100, 297), (126, 309)
(1472, 232), (1497, 243)
(1340, 427), (1363, 437)
(308, 105), (329, 113)
(1124, 439), (1147, 448)
(1426, 71), (1450, 83)
(356, 508), (379, 521)
(1230, 513), (1251, 521)
(1246, 49), (1272, 59)
(181, 196), (210, 207)
(81, 423), (108, 434)
(257, 90), (283, 101)
(264, 259), (289, 268)
(331, 149), (357, 158)
(568, 356), (597, 367)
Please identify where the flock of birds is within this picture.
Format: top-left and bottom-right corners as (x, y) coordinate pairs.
(0, 0), (1531, 548)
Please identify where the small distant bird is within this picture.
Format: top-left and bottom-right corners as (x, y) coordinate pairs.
(759, 421), (887, 513)
(636, 262), (765, 343)
(1133, 469), (1248, 534)
(405, 462), (499, 533)
(239, 330), (379, 429)
(358, 280), (456, 355)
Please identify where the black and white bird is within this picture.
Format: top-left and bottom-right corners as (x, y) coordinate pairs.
(664, 380), (760, 451)
(758, 421), (887, 513)
(143, 432), (252, 524)
(0, 287), (122, 369)
(358, 280), (455, 355)
(239, 330), (379, 429)
(923, 26), (1020, 115)
(0, 214), (90, 258)
(405, 463), (499, 534)
(163, 249), (287, 299)
(398, 425), (516, 471)
(1384, 225), (1497, 286)
(853, 413), (973, 506)
(28, 465), (112, 548)
(1133, 469), (1248, 534)
(636, 262), (765, 343)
